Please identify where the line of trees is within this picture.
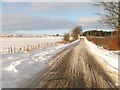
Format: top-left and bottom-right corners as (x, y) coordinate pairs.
(83, 30), (117, 37)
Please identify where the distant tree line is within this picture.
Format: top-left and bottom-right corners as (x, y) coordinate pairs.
(83, 30), (117, 37)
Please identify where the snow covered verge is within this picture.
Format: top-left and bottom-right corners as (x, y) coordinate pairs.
(1, 39), (79, 88)
(84, 37), (119, 87)
(84, 37), (119, 72)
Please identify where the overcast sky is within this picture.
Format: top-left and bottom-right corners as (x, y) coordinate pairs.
(1, 1), (111, 35)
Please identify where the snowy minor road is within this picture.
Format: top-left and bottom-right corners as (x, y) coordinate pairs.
(28, 38), (118, 88)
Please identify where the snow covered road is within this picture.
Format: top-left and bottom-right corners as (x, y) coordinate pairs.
(35, 38), (119, 88)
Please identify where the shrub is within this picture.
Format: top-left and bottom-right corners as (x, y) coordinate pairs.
(63, 33), (70, 41)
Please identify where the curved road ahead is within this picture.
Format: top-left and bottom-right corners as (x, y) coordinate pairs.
(34, 38), (118, 89)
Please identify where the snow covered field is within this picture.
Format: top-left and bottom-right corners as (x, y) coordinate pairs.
(1, 37), (62, 54)
(1, 37), (79, 88)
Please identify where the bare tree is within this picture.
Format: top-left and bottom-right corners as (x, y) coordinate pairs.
(94, 1), (120, 34)
(71, 26), (82, 40)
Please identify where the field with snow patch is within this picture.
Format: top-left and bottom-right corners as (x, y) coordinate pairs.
(1, 37), (62, 54)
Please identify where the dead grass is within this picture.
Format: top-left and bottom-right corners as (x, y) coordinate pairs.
(86, 35), (120, 50)
(56, 40), (75, 44)
(56, 41), (69, 44)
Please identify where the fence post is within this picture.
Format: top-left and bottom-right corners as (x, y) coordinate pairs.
(36, 44), (38, 49)
(38, 44), (40, 49)
(18, 47), (22, 52)
(23, 47), (26, 51)
(47, 42), (48, 47)
(10, 47), (13, 53)
(30, 45), (32, 51)
(41, 43), (42, 48)
(8, 48), (10, 53)
(33, 45), (35, 50)
(13, 47), (15, 53)
(26, 46), (29, 51)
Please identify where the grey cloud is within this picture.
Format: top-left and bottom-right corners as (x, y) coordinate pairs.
(2, 14), (77, 31)
(2, 13), (109, 32)
(77, 17), (109, 30)
(30, 2), (98, 14)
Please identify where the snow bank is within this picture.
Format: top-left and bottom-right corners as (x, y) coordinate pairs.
(1, 39), (79, 88)
(85, 37), (119, 72)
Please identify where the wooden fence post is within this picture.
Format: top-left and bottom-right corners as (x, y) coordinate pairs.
(10, 47), (13, 53)
(30, 45), (33, 51)
(38, 43), (40, 48)
(13, 47), (15, 53)
(18, 47), (22, 52)
(26, 46), (29, 51)
(8, 48), (10, 53)
(41, 43), (42, 48)
(47, 42), (48, 47)
(23, 47), (26, 51)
